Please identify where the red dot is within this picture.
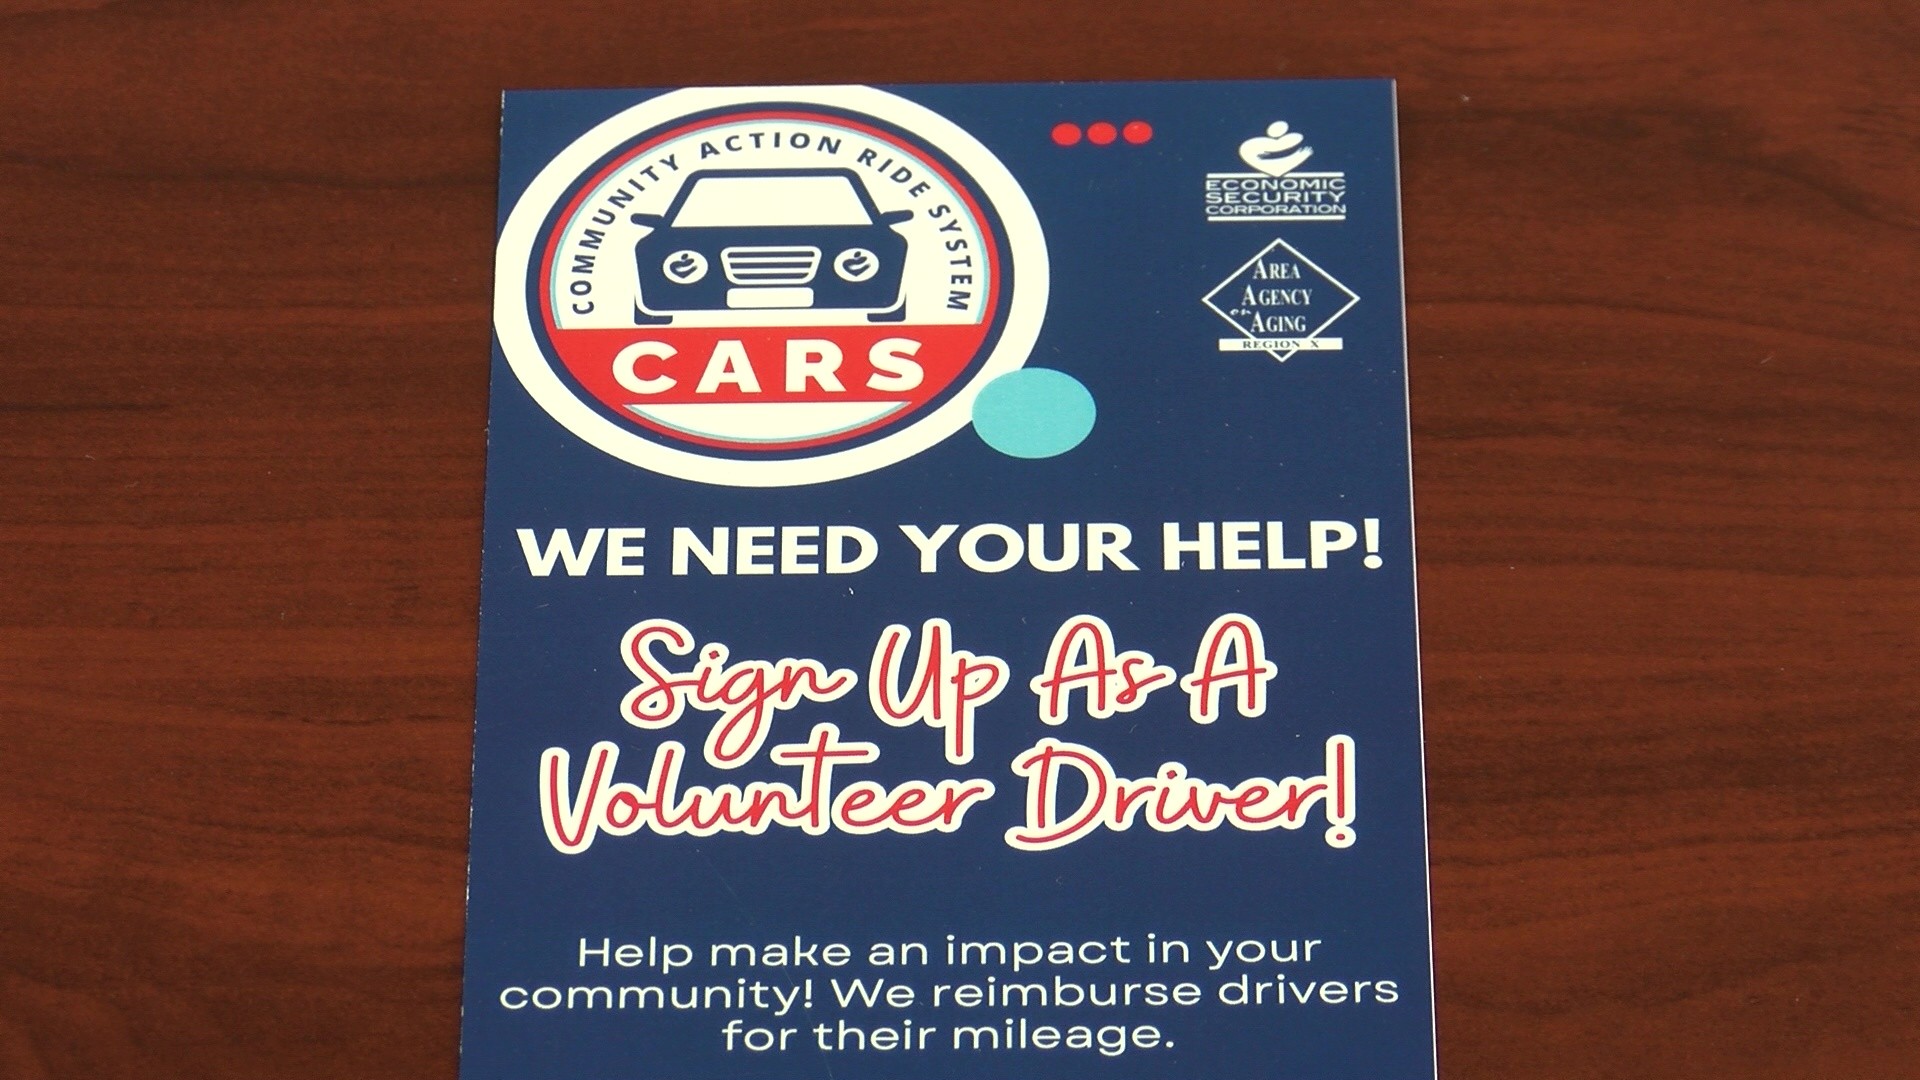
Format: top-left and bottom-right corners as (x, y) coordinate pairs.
(1123, 120), (1153, 144)
(1050, 122), (1082, 146)
(1086, 121), (1118, 145)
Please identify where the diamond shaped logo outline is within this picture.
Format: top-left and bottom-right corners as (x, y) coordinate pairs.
(1202, 238), (1360, 362)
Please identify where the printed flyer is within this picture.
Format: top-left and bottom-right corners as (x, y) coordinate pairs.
(470, 80), (1434, 1079)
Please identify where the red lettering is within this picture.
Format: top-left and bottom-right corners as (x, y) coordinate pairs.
(619, 619), (859, 768)
(867, 618), (1008, 764)
(1179, 613), (1278, 723)
(537, 726), (996, 852)
(1003, 736), (1357, 852)
(1029, 615), (1174, 724)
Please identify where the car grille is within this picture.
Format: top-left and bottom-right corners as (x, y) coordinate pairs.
(721, 246), (821, 286)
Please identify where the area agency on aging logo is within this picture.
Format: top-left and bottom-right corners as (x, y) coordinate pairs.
(495, 86), (1049, 487)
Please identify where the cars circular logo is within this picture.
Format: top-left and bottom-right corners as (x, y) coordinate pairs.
(495, 86), (1049, 487)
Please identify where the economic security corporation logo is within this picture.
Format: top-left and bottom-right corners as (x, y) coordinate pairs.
(495, 86), (1050, 487)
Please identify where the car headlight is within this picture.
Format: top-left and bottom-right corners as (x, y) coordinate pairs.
(833, 248), (879, 283)
(662, 250), (707, 284)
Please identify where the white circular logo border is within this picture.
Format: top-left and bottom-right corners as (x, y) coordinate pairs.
(495, 85), (1050, 488)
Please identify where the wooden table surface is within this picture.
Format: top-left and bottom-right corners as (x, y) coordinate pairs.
(2, 2), (1915, 1077)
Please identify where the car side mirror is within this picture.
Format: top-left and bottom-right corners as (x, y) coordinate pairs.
(630, 213), (665, 227)
(877, 209), (913, 227)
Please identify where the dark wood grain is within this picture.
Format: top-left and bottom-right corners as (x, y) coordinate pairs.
(1, 2), (1913, 1077)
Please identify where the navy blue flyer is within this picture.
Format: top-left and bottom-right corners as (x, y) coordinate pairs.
(470, 80), (1434, 1080)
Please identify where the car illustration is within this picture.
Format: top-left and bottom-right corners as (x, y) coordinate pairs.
(631, 168), (912, 323)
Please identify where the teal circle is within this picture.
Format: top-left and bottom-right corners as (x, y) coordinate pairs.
(971, 368), (1096, 459)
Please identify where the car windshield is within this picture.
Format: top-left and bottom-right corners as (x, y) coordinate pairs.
(670, 175), (874, 228)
